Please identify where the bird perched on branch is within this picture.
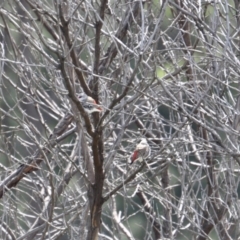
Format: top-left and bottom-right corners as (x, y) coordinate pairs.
(78, 93), (103, 113)
(130, 138), (151, 164)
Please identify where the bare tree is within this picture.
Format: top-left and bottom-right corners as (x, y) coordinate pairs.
(0, 0), (240, 239)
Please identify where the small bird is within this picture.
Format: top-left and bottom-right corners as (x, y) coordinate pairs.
(130, 138), (151, 164)
(78, 93), (103, 113)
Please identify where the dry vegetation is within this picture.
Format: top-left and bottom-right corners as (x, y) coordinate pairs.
(0, 0), (240, 239)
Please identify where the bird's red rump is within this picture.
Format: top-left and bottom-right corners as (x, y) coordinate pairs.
(131, 151), (138, 161)
(93, 100), (102, 111)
